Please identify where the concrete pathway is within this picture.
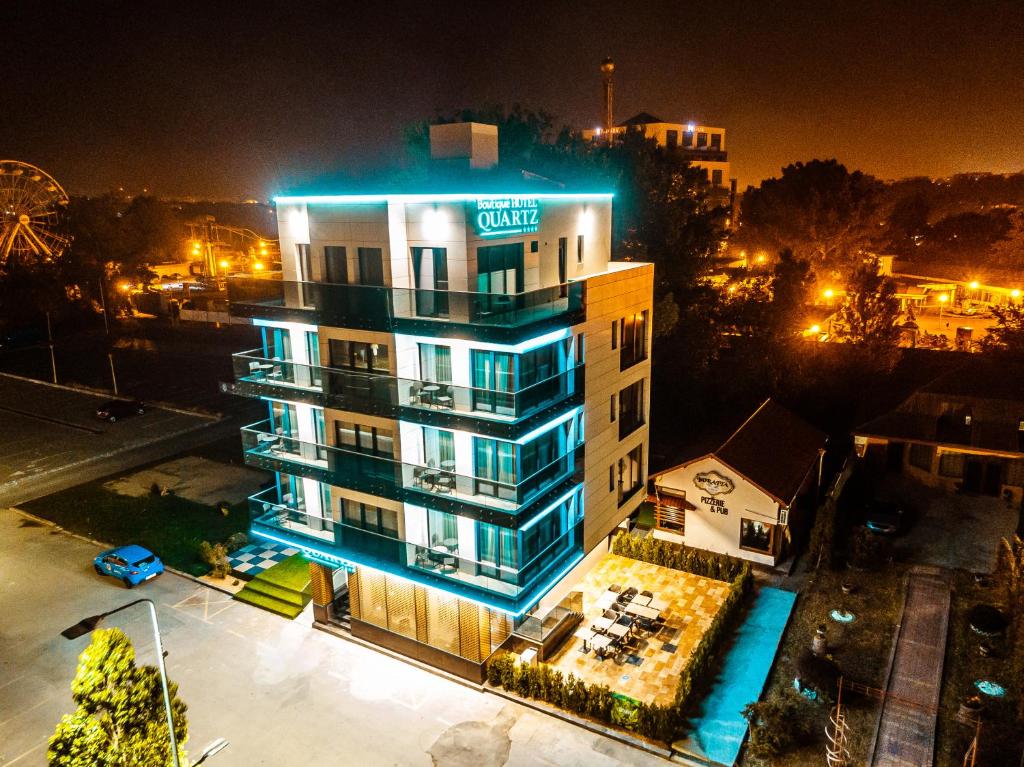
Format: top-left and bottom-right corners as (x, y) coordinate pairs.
(870, 567), (951, 767)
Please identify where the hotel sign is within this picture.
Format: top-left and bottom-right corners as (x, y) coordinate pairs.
(473, 197), (541, 238)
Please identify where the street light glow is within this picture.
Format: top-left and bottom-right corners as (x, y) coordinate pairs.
(1012, 289), (1021, 298)
(253, 261), (264, 270)
(969, 280), (980, 289)
(938, 293), (949, 303)
(809, 324), (821, 334)
(823, 288), (834, 299)
(219, 259), (230, 269)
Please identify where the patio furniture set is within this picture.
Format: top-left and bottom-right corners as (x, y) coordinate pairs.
(412, 459), (457, 493)
(415, 537), (460, 574)
(410, 382), (454, 410)
(575, 585), (669, 661)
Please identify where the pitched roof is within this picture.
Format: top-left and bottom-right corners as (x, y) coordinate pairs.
(714, 400), (827, 505)
(618, 112), (666, 127)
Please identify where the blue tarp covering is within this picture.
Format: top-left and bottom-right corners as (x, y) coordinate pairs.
(685, 587), (797, 766)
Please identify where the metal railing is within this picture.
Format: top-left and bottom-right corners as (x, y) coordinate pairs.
(232, 349), (582, 421)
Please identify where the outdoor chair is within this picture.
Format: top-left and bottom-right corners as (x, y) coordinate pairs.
(608, 583), (621, 593)
(609, 602), (624, 614)
(603, 609), (617, 620)
(640, 590), (653, 598)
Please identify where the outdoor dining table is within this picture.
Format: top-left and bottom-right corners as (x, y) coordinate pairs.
(591, 616), (614, 633)
(624, 603), (661, 621)
(591, 634), (614, 653)
(630, 594), (652, 607)
(595, 591), (617, 610)
(607, 622), (630, 639)
(649, 597), (669, 612)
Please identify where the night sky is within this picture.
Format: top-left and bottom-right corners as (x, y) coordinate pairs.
(4, 0), (1023, 199)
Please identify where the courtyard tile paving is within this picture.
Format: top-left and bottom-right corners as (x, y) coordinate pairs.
(546, 553), (729, 706)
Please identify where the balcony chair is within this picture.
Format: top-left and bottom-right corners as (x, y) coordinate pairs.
(408, 384), (421, 406)
(248, 360), (263, 379)
(435, 474), (454, 494)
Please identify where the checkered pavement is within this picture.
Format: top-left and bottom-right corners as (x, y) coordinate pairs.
(229, 541), (300, 577)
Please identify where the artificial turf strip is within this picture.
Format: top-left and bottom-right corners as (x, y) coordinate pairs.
(233, 554), (311, 619)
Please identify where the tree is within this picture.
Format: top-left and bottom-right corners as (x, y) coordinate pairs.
(833, 257), (901, 360)
(738, 159), (883, 279)
(982, 302), (1024, 358)
(48, 628), (188, 767)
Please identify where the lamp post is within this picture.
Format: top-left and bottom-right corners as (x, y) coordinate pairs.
(61, 599), (180, 767)
(938, 292), (948, 319)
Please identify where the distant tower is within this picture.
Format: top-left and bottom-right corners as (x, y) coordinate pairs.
(600, 57), (615, 132)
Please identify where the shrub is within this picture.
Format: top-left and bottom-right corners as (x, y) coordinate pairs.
(198, 540), (230, 578)
(611, 532), (745, 581)
(224, 532), (249, 553)
(848, 526), (890, 570)
(795, 649), (841, 700)
(743, 690), (818, 761)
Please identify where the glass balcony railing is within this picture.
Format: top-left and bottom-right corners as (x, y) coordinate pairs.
(227, 277), (585, 334)
(232, 349), (583, 423)
(241, 420), (581, 514)
(247, 487), (582, 599)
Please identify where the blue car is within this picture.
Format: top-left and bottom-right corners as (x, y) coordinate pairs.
(94, 545), (164, 588)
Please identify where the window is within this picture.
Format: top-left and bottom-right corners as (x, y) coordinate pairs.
(576, 234), (584, 264)
(1007, 459), (1024, 488)
(471, 349), (515, 414)
(610, 394), (617, 422)
(617, 444), (643, 505)
(356, 247), (384, 286)
(739, 518), (774, 554)
(477, 243), (524, 294)
(618, 380), (645, 440)
(697, 131), (708, 148)
(712, 169), (724, 187)
(474, 437), (517, 498)
(335, 421), (394, 458)
(520, 508), (562, 564)
(519, 341), (561, 388)
(666, 129), (678, 148)
(341, 499), (398, 538)
(324, 245), (348, 283)
(939, 452), (965, 478)
(609, 465), (615, 492)
(296, 243), (312, 281)
(908, 443), (935, 471)
(558, 237), (568, 286)
(683, 130), (694, 146)
(520, 424), (566, 480)
(710, 133), (722, 150)
(418, 343), (452, 383)
(478, 522), (517, 577)
(411, 247), (449, 318)
(575, 333), (584, 365)
(619, 310), (649, 370)
(427, 509), (459, 548)
(329, 339), (389, 373)
(530, 240), (539, 253)
(423, 428), (455, 469)
(611, 320), (618, 349)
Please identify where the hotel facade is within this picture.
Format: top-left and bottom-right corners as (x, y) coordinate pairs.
(228, 123), (653, 680)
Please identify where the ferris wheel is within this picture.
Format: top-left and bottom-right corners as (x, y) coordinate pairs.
(0, 160), (70, 266)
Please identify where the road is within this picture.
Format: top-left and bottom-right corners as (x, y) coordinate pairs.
(0, 508), (668, 767)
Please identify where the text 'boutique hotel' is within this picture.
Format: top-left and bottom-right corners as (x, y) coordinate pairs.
(228, 123), (653, 681)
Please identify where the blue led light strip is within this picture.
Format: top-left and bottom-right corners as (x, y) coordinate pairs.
(274, 192), (613, 205)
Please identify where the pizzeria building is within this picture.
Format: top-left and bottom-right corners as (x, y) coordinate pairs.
(650, 400), (827, 566)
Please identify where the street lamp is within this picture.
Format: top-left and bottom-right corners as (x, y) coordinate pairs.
(61, 599), (181, 767)
(938, 292), (948, 319)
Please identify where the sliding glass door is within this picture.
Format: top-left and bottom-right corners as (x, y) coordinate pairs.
(473, 437), (516, 500)
(471, 349), (515, 415)
(412, 247), (449, 318)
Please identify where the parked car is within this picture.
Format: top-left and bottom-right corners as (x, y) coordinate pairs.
(93, 545), (164, 587)
(865, 500), (913, 535)
(95, 399), (145, 422)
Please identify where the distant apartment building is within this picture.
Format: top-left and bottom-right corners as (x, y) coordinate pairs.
(582, 113), (732, 191)
(227, 122), (653, 681)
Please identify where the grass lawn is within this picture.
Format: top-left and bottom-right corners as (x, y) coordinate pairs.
(21, 483), (248, 576)
(743, 564), (905, 766)
(233, 554), (311, 619)
(935, 570), (1023, 766)
(634, 501), (656, 530)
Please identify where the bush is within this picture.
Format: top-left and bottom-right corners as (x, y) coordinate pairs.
(611, 532), (745, 581)
(743, 690), (818, 761)
(848, 526), (891, 570)
(795, 649), (841, 700)
(224, 532), (248, 553)
(198, 540), (230, 578)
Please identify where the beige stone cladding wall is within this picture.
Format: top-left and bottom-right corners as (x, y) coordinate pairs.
(579, 262), (654, 553)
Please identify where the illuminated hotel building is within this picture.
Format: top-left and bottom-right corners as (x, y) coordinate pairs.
(228, 123), (652, 681)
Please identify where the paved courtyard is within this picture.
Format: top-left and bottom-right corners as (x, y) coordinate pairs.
(0, 508), (669, 767)
(546, 554), (729, 706)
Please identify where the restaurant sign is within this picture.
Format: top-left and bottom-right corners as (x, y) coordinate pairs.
(473, 196), (541, 238)
(695, 470), (734, 516)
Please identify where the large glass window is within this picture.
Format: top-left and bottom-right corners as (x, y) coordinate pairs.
(476, 243), (524, 294)
(620, 310), (649, 370)
(520, 424), (566, 480)
(740, 518), (774, 554)
(423, 427), (455, 469)
(328, 339), (389, 373)
(412, 247), (449, 317)
(356, 247), (384, 286)
(939, 452), (965, 478)
(418, 343), (452, 383)
(340, 498), (398, 538)
(324, 245), (348, 283)
(908, 443), (934, 471)
(474, 437), (517, 498)
(618, 380), (645, 440)
(427, 509), (459, 549)
(334, 420), (394, 458)
(471, 349), (515, 415)
(520, 508), (563, 564)
(617, 444), (643, 505)
(478, 523), (517, 577)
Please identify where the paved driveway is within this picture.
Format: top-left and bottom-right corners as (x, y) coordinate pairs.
(0, 508), (668, 767)
(877, 474), (1019, 571)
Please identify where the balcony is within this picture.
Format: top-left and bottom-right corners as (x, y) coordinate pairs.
(240, 420), (582, 520)
(231, 349), (584, 439)
(227, 278), (586, 343)
(247, 487), (583, 605)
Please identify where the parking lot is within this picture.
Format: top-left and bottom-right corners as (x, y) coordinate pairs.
(0, 374), (222, 505)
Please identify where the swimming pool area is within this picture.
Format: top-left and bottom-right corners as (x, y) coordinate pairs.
(680, 587), (797, 766)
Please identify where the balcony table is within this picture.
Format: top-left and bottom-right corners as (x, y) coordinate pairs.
(443, 537), (459, 550)
(440, 460), (456, 472)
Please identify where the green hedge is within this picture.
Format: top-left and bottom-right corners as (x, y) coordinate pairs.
(487, 561), (754, 744)
(611, 531), (746, 582)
